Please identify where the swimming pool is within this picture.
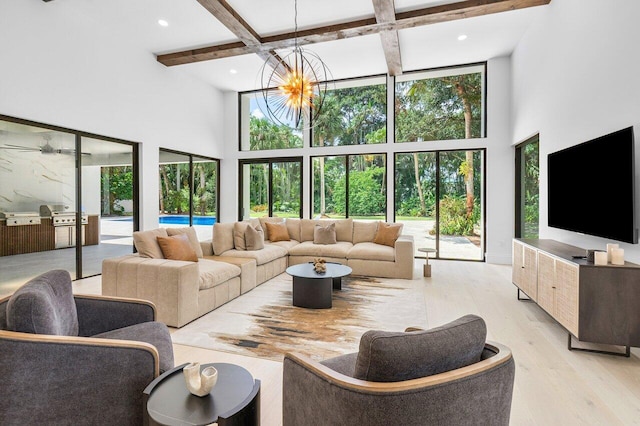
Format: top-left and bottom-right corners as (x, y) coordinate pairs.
(159, 216), (217, 225)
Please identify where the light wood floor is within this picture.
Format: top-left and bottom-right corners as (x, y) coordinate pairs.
(73, 261), (640, 426)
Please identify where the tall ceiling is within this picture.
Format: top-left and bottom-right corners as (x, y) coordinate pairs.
(53, 0), (550, 92)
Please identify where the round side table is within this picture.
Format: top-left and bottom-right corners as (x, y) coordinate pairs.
(417, 248), (437, 277)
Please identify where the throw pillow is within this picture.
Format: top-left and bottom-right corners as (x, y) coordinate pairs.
(166, 227), (204, 258)
(233, 222), (250, 250)
(245, 224), (265, 250)
(373, 222), (403, 247)
(133, 228), (168, 259)
(353, 314), (487, 382)
(313, 222), (337, 245)
(156, 234), (198, 262)
(265, 222), (290, 242)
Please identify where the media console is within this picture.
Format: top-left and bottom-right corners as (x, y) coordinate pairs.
(513, 238), (640, 356)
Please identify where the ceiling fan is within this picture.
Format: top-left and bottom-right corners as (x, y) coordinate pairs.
(0, 134), (91, 156)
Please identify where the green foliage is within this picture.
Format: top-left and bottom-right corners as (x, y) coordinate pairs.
(249, 116), (302, 150)
(332, 166), (385, 216)
(313, 84), (387, 146)
(435, 196), (479, 236)
(101, 166), (133, 216)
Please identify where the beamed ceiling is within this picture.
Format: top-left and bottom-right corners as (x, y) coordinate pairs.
(46, 0), (552, 92)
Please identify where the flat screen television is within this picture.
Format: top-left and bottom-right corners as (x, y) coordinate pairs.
(548, 126), (637, 244)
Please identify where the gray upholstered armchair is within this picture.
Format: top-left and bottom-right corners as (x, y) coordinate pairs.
(283, 315), (515, 426)
(0, 270), (174, 426)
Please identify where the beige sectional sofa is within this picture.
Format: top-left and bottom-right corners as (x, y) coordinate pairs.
(102, 218), (414, 328)
(205, 217), (414, 282)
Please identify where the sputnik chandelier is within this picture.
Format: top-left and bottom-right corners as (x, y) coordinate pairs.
(258, 0), (331, 129)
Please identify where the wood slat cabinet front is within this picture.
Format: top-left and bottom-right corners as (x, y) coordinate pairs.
(513, 239), (640, 350)
(512, 240), (538, 301)
(536, 251), (579, 337)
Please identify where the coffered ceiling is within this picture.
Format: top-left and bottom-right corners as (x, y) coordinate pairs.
(50, 0), (551, 92)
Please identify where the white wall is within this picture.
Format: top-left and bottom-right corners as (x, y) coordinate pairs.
(0, 1), (225, 230)
(220, 57), (515, 264)
(511, 0), (640, 261)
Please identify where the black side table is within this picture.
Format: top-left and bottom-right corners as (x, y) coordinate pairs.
(143, 362), (260, 426)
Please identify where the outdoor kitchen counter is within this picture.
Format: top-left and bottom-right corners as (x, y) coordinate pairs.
(0, 215), (99, 256)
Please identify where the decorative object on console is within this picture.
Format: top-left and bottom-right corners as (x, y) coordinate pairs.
(586, 249), (603, 263)
(313, 257), (327, 274)
(183, 362), (218, 397)
(606, 243), (619, 263)
(611, 248), (625, 265)
(594, 251), (608, 265)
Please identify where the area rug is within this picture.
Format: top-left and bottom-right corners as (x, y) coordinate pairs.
(171, 273), (428, 362)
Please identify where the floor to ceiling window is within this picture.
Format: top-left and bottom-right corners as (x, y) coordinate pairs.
(515, 135), (539, 239)
(0, 115), (138, 296)
(239, 158), (302, 220)
(159, 149), (219, 240)
(395, 149), (485, 261)
(238, 63), (487, 261)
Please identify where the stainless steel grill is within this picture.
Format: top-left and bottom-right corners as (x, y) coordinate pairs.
(39, 205), (88, 226)
(0, 211), (41, 226)
(40, 205), (88, 248)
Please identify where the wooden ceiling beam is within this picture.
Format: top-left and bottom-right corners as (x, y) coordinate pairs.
(158, 0), (552, 67)
(373, 0), (402, 76)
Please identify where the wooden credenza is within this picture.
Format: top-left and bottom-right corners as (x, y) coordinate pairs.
(513, 238), (640, 356)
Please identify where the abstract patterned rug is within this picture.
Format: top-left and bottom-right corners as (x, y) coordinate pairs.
(171, 273), (427, 362)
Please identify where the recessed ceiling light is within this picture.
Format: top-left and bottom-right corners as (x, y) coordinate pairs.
(229, 69), (238, 74)
(158, 19), (169, 27)
(457, 34), (468, 41)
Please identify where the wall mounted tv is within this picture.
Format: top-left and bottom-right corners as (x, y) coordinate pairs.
(548, 126), (637, 244)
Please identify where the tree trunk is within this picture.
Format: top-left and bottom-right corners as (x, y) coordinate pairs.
(319, 155), (326, 214)
(199, 164), (206, 215)
(160, 166), (171, 214)
(413, 153), (426, 215)
(455, 81), (475, 218)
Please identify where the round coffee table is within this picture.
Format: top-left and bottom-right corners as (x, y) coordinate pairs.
(286, 262), (352, 309)
(144, 362), (260, 426)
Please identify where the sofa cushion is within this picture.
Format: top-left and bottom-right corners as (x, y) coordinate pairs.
(286, 218), (302, 242)
(300, 219), (353, 242)
(6, 270), (79, 336)
(373, 222), (403, 247)
(353, 221), (378, 244)
(157, 234), (198, 262)
(245, 224), (265, 250)
(266, 222), (290, 242)
(314, 223), (337, 245)
(212, 222), (235, 255)
(93, 321), (175, 374)
(198, 259), (241, 290)
(288, 241), (353, 258)
(166, 227), (204, 258)
(267, 240), (300, 250)
(133, 228), (168, 259)
(219, 244), (288, 266)
(348, 242), (395, 262)
(258, 217), (284, 240)
(353, 314), (487, 382)
(233, 222), (249, 250)
(320, 352), (358, 378)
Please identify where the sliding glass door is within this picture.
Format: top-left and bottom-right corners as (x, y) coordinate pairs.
(395, 149), (484, 261)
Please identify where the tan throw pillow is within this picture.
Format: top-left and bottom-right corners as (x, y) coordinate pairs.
(233, 222), (250, 250)
(245, 225), (265, 251)
(373, 222), (403, 247)
(166, 227), (204, 258)
(265, 222), (290, 242)
(156, 234), (198, 262)
(133, 228), (168, 258)
(314, 222), (337, 245)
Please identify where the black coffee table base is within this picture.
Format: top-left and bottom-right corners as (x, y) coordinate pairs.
(292, 276), (333, 309)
